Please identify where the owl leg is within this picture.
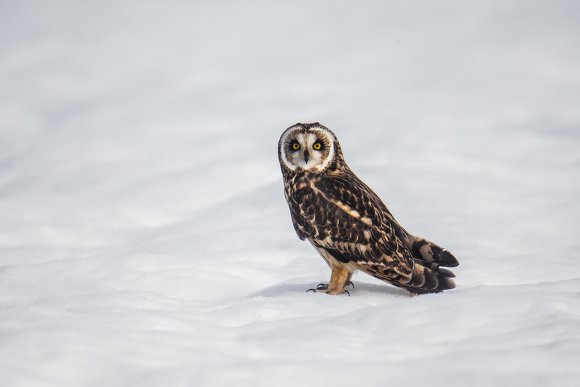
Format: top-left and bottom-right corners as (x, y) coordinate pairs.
(307, 266), (351, 295)
(309, 265), (352, 296)
(326, 265), (352, 295)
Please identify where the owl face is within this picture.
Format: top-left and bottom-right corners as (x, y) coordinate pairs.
(278, 123), (337, 173)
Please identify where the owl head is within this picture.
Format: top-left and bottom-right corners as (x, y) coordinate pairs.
(278, 122), (343, 173)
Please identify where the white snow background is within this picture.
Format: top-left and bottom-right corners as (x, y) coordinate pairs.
(1, 1), (580, 386)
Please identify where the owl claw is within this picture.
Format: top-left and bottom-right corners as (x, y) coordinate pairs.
(306, 286), (350, 296)
(307, 284), (328, 293)
(346, 281), (354, 289)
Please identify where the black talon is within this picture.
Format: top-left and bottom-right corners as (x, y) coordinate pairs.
(346, 281), (354, 289)
(306, 288), (317, 293)
(316, 283), (328, 290)
(344, 289), (350, 296)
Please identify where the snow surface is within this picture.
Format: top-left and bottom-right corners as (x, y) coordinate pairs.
(1, 1), (580, 386)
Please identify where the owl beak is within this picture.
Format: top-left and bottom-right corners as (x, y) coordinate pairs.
(303, 150), (310, 164)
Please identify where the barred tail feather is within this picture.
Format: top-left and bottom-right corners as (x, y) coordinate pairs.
(409, 236), (459, 268)
(400, 236), (459, 294)
(400, 264), (456, 294)
(360, 259), (456, 295)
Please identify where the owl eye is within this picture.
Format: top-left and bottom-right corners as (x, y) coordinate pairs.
(313, 141), (323, 150)
(291, 142), (301, 151)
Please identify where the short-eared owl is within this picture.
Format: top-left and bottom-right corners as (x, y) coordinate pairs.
(278, 123), (459, 295)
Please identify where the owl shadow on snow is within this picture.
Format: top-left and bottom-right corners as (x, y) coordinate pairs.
(253, 280), (409, 298)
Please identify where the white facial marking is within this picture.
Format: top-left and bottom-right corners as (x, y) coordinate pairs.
(310, 127), (335, 172)
(279, 126), (336, 172)
(279, 127), (301, 171)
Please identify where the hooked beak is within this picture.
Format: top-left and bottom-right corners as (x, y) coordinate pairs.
(303, 150), (309, 164)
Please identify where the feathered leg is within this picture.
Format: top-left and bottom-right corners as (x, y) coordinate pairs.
(308, 264), (352, 295)
(327, 265), (351, 294)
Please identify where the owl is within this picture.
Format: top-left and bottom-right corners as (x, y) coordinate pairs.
(278, 123), (459, 296)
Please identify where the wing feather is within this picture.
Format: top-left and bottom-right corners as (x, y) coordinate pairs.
(287, 172), (415, 282)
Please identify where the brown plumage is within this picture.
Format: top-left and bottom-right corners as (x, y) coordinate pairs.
(278, 122), (459, 296)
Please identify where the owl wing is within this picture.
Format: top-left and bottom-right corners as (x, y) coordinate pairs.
(284, 185), (310, 241)
(287, 172), (415, 283)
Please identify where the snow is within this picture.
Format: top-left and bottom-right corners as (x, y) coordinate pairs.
(1, 1), (580, 386)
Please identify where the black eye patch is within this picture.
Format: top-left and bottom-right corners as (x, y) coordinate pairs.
(289, 140), (301, 151)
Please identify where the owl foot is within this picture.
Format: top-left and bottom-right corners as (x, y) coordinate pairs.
(306, 285), (350, 296)
(316, 282), (353, 290)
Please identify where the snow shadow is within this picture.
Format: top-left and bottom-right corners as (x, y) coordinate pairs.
(253, 280), (409, 298)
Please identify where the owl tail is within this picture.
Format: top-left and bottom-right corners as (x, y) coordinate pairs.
(401, 236), (459, 294)
(408, 236), (459, 269)
(401, 264), (456, 294)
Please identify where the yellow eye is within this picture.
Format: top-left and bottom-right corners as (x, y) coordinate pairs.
(313, 142), (322, 150)
(292, 142), (300, 150)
